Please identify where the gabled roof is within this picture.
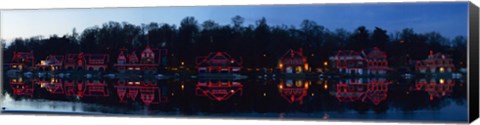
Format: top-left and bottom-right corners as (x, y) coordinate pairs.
(141, 45), (154, 54)
(46, 55), (64, 65)
(280, 49), (306, 61)
(128, 51), (139, 63)
(363, 92), (387, 105)
(336, 50), (363, 58)
(117, 51), (126, 61)
(196, 52), (242, 67)
(85, 54), (109, 65)
(64, 53), (85, 64)
(335, 82), (366, 102)
(280, 87), (307, 104)
(362, 47), (387, 59)
(427, 51), (451, 60)
(195, 81), (243, 101)
(12, 51), (34, 63)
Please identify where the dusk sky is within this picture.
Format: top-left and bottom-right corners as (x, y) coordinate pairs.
(0, 2), (468, 45)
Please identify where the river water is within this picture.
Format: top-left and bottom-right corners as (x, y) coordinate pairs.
(0, 75), (467, 123)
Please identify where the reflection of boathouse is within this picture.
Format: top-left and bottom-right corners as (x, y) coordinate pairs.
(196, 52), (243, 73)
(10, 51), (35, 70)
(195, 80), (243, 101)
(9, 77), (34, 97)
(415, 78), (454, 101)
(114, 80), (167, 106)
(64, 80), (84, 97)
(36, 78), (64, 94)
(65, 80), (111, 98)
(415, 51), (455, 73)
(333, 78), (390, 105)
(335, 79), (366, 102)
(278, 49), (308, 74)
(363, 79), (389, 105)
(278, 79), (308, 104)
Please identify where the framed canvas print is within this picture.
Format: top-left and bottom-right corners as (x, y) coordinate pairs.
(1, 1), (479, 124)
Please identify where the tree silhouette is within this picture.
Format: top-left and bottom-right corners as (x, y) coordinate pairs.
(2, 16), (466, 70)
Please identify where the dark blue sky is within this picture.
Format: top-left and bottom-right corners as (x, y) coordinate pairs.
(1, 2), (468, 44)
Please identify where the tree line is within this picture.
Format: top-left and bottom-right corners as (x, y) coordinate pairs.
(2, 15), (467, 69)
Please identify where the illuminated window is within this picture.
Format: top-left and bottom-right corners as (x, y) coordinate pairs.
(296, 66), (302, 73)
(296, 80), (303, 87)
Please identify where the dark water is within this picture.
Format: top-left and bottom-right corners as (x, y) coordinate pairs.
(0, 75), (467, 123)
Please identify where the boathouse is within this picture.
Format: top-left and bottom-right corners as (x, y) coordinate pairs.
(278, 49), (308, 74)
(415, 51), (455, 73)
(114, 45), (165, 73)
(10, 51), (35, 70)
(362, 47), (389, 75)
(85, 54), (109, 71)
(195, 52), (243, 73)
(331, 50), (366, 75)
(37, 55), (64, 71)
(63, 53), (86, 70)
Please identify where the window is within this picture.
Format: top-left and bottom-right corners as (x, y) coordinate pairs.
(296, 66), (303, 73)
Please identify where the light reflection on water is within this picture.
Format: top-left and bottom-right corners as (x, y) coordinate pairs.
(1, 76), (467, 122)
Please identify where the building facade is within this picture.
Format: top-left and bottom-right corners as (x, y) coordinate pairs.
(278, 49), (308, 74)
(331, 50), (366, 75)
(415, 51), (455, 73)
(63, 53), (86, 70)
(329, 47), (389, 75)
(37, 55), (64, 71)
(10, 51), (35, 71)
(114, 45), (166, 73)
(85, 54), (109, 71)
(363, 47), (389, 75)
(196, 52), (243, 73)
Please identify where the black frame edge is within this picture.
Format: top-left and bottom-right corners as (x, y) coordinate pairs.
(469, 1), (480, 123)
